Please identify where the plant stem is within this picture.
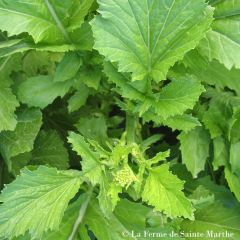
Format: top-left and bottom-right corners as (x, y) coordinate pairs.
(68, 190), (92, 240)
(126, 114), (138, 144)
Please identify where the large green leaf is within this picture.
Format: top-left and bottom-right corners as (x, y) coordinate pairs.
(142, 164), (194, 219)
(0, 108), (42, 171)
(198, 0), (240, 69)
(181, 203), (240, 239)
(91, 0), (213, 81)
(0, 0), (93, 44)
(178, 127), (210, 178)
(17, 75), (74, 109)
(30, 130), (69, 169)
(0, 166), (82, 239)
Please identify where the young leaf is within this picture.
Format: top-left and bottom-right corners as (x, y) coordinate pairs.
(0, 166), (82, 239)
(142, 164), (194, 219)
(91, 0), (213, 81)
(0, 108), (42, 171)
(68, 132), (102, 186)
(17, 75), (74, 109)
(30, 130), (69, 170)
(178, 127), (210, 178)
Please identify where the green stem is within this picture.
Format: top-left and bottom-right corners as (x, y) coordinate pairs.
(68, 190), (93, 240)
(126, 114), (138, 144)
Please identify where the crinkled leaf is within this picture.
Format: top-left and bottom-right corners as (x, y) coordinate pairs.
(91, 0), (213, 81)
(142, 164), (194, 219)
(0, 166), (82, 239)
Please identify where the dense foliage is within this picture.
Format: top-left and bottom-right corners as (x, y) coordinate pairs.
(0, 0), (240, 239)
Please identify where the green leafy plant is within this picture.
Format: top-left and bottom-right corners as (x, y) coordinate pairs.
(0, 0), (240, 239)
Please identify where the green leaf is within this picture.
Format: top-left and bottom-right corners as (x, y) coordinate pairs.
(225, 168), (240, 202)
(153, 78), (205, 119)
(104, 62), (205, 119)
(78, 65), (102, 90)
(0, 23), (94, 58)
(0, 56), (20, 132)
(230, 141), (240, 174)
(202, 98), (232, 138)
(0, 83), (19, 132)
(182, 50), (240, 96)
(142, 164), (194, 219)
(0, 108), (42, 171)
(17, 75), (74, 109)
(181, 203), (240, 239)
(0, 0), (93, 44)
(68, 132), (102, 186)
(108, 182), (122, 211)
(91, 0), (213, 81)
(68, 84), (89, 113)
(30, 130), (69, 169)
(54, 52), (82, 82)
(178, 127), (210, 178)
(75, 116), (108, 145)
(212, 137), (228, 170)
(83, 199), (128, 240)
(43, 194), (87, 240)
(161, 114), (201, 132)
(198, 0), (240, 69)
(0, 166), (82, 239)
